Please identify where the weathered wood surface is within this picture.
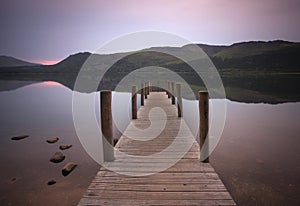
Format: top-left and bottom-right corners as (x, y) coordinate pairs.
(78, 92), (236, 206)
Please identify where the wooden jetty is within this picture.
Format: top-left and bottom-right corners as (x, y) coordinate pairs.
(78, 86), (236, 205)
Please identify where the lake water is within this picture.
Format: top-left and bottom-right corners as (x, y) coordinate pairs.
(0, 80), (299, 205)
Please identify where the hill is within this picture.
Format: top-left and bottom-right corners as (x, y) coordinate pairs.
(0, 40), (299, 74)
(206, 40), (300, 71)
(52, 40), (300, 73)
(0, 56), (39, 67)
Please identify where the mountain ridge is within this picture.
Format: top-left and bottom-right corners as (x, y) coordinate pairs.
(0, 56), (40, 67)
(1, 40), (299, 73)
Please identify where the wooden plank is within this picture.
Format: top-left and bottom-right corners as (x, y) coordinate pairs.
(99, 162), (215, 173)
(92, 179), (224, 185)
(84, 190), (233, 200)
(78, 198), (236, 206)
(77, 92), (236, 206)
(87, 183), (227, 192)
(94, 172), (218, 179)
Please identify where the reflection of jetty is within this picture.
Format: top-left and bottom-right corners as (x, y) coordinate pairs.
(78, 83), (236, 205)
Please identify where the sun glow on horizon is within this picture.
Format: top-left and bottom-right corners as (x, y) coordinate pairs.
(36, 60), (61, 65)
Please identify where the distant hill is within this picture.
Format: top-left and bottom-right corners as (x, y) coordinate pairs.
(0, 40), (299, 74)
(57, 40), (300, 72)
(50, 52), (92, 72)
(205, 40), (294, 59)
(202, 40), (300, 71)
(0, 56), (39, 67)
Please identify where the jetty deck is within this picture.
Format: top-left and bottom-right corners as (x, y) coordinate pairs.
(78, 92), (236, 206)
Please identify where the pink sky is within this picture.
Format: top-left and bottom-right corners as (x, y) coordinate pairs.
(35, 60), (60, 65)
(1, 0), (299, 63)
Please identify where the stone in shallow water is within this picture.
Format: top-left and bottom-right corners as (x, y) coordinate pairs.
(10, 177), (17, 184)
(46, 137), (59, 144)
(62, 162), (77, 176)
(47, 179), (56, 185)
(49, 152), (65, 163)
(11, 135), (29, 141)
(59, 144), (72, 150)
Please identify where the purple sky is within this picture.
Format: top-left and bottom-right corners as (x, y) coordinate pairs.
(0, 0), (300, 64)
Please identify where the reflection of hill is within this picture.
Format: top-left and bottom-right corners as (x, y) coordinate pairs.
(0, 74), (77, 92)
(0, 72), (299, 104)
(0, 80), (38, 91)
(221, 74), (300, 103)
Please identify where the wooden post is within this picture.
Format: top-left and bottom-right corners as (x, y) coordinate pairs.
(100, 90), (114, 162)
(199, 91), (209, 163)
(149, 81), (151, 93)
(167, 81), (171, 98)
(165, 81), (168, 95)
(147, 81), (150, 95)
(141, 83), (144, 106)
(132, 86), (137, 119)
(171, 82), (175, 105)
(145, 82), (148, 99)
(176, 83), (182, 117)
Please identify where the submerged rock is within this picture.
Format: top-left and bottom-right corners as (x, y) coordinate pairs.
(59, 144), (72, 150)
(47, 179), (56, 185)
(62, 162), (77, 176)
(11, 135), (29, 141)
(10, 177), (17, 184)
(46, 137), (59, 144)
(50, 152), (65, 163)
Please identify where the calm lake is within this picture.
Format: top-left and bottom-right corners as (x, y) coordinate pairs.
(0, 80), (299, 205)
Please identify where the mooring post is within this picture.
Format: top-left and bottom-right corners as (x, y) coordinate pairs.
(100, 90), (114, 162)
(149, 81), (151, 93)
(167, 81), (171, 98)
(165, 81), (168, 95)
(147, 81), (150, 95)
(199, 91), (209, 163)
(141, 83), (144, 106)
(171, 82), (175, 105)
(176, 83), (182, 117)
(145, 82), (148, 99)
(132, 86), (137, 119)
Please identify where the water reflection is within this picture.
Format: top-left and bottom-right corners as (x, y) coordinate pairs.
(211, 101), (300, 205)
(0, 80), (299, 205)
(0, 81), (98, 206)
(0, 73), (299, 103)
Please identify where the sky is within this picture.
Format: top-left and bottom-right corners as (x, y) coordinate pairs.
(0, 0), (300, 64)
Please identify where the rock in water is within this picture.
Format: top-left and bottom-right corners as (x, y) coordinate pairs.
(46, 137), (59, 143)
(47, 179), (56, 185)
(50, 152), (65, 163)
(62, 162), (77, 176)
(59, 144), (72, 150)
(11, 135), (29, 141)
(10, 177), (17, 184)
